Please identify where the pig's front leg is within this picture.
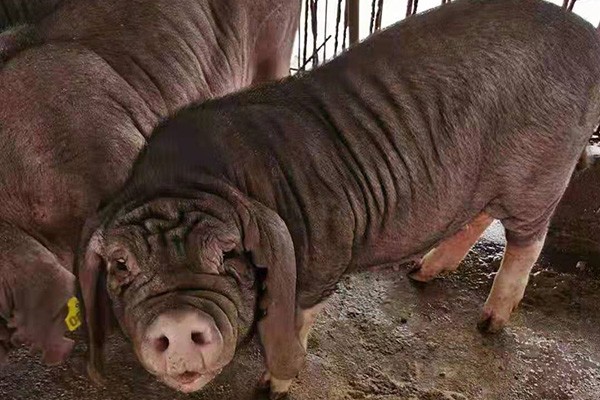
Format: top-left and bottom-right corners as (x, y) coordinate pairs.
(410, 212), (494, 282)
(260, 303), (326, 399)
(478, 233), (546, 332)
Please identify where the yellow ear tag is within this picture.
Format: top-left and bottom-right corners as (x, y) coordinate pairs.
(65, 297), (82, 332)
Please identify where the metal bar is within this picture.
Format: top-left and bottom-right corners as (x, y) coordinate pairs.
(311, 0), (319, 67)
(370, 0), (376, 34)
(303, 0), (310, 65)
(348, 0), (360, 45)
(375, 0), (384, 30)
(324, 0), (328, 60)
(406, 0), (413, 18)
(343, 0), (348, 50)
(334, 0), (343, 55)
(300, 35), (333, 71)
(297, 9), (302, 70)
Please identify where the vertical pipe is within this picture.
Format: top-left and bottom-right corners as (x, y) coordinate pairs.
(348, 0), (360, 45)
(311, 0), (319, 67)
(342, 0), (348, 50)
(334, 0), (343, 55)
(406, 0), (413, 18)
(303, 0), (309, 66)
(375, 0), (384, 30)
(324, 0), (328, 60)
(297, 6), (302, 70)
(370, 0), (376, 34)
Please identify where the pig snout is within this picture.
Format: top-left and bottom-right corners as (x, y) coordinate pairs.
(140, 310), (224, 393)
(40, 336), (75, 366)
(4, 310), (75, 367)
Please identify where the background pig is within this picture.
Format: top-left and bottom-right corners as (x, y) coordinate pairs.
(0, 0), (62, 30)
(79, 0), (600, 398)
(0, 0), (300, 368)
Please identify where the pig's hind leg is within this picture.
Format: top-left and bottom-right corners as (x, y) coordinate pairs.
(409, 212), (495, 282)
(477, 165), (572, 332)
(478, 231), (546, 333)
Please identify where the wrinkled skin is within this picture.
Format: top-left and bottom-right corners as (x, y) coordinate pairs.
(81, 0), (600, 397)
(84, 198), (260, 392)
(0, 0), (300, 370)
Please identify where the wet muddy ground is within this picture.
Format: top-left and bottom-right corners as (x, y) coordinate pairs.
(2, 224), (600, 400)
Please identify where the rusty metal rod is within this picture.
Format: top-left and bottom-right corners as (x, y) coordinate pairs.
(334, 0), (343, 55)
(406, 0), (413, 18)
(343, 0), (348, 50)
(310, 0), (319, 67)
(348, 0), (360, 45)
(370, 0), (377, 34)
(375, 0), (384, 30)
(324, 0), (328, 60)
(303, 0), (310, 65)
(295, 35), (333, 71)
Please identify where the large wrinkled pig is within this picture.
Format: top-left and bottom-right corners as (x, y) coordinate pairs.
(0, 0), (300, 368)
(0, 0), (62, 30)
(79, 0), (600, 398)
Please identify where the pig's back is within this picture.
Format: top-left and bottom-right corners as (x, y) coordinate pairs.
(285, 0), (600, 264)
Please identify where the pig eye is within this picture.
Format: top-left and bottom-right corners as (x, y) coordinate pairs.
(223, 251), (236, 261)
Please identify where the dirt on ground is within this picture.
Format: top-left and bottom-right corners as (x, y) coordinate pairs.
(2, 237), (600, 400)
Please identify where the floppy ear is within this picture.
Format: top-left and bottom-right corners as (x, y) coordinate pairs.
(0, 224), (76, 366)
(77, 223), (115, 385)
(243, 201), (305, 381)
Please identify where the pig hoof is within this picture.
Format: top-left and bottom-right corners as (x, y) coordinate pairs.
(408, 264), (436, 283)
(408, 267), (432, 282)
(257, 371), (271, 390)
(257, 371), (291, 399)
(477, 309), (508, 333)
(268, 376), (293, 399)
(86, 362), (106, 387)
(270, 392), (290, 400)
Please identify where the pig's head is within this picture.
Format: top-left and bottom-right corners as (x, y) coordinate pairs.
(79, 192), (304, 393)
(0, 224), (75, 366)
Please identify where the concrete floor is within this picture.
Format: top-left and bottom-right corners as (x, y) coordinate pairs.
(2, 226), (600, 400)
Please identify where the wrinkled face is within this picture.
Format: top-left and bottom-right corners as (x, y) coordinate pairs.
(93, 212), (257, 392)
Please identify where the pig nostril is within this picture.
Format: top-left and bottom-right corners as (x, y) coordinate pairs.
(191, 331), (207, 346)
(154, 335), (170, 353)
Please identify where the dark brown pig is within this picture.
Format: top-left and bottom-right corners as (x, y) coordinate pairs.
(0, 0), (300, 370)
(79, 0), (600, 398)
